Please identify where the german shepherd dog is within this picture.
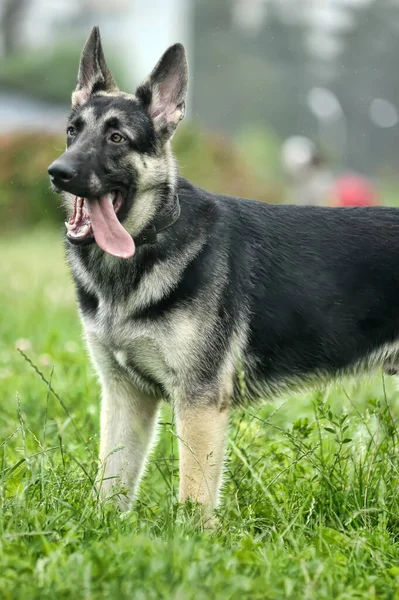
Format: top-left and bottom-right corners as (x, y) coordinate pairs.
(48, 26), (399, 515)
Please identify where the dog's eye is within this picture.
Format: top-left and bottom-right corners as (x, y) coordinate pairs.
(110, 132), (124, 143)
(67, 126), (76, 137)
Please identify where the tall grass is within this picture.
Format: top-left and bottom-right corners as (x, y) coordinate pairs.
(1, 230), (399, 599)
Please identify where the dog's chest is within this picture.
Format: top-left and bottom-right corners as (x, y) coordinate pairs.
(85, 295), (200, 395)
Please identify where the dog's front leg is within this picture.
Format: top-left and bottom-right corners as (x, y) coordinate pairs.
(176, 399), (230, 513)
(98, 377), (160, 510)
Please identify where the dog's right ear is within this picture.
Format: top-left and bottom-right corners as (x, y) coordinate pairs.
(72, 26), (118, 108)
(135, 43), (188, 141)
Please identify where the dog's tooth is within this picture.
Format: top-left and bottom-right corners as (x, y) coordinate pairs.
(77, 198), (84, 218)
(70, 223), (91, 239)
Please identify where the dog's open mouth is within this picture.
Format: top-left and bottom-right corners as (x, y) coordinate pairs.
(65, 192), (135, 259)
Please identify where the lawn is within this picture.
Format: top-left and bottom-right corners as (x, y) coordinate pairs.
(1, 228), (399, 599)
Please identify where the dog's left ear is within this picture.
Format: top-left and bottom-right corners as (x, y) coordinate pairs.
(136, 43), (188, 141)
(72, 26), (118, 107)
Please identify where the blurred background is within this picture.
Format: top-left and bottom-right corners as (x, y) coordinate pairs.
(3, 3), (399, 587)
(1, 0), (399, 230)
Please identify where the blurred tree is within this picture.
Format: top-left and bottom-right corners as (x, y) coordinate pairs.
(0, 0), (27, 56)
(192, 0), (315, 163)
(255, 1), (313, 140)
(0, 41), (128, 106)
(331, 0), (399, 174)
(193, 0), (399, 177)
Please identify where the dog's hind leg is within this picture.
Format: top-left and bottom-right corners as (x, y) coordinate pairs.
(176, 396), (230, 514)
(98, 377), (160, 510)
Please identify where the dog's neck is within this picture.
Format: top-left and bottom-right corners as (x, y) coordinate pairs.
(124, 142), (179, 239)
(134, 191), (180, 247)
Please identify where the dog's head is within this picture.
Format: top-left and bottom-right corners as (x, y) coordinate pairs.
(48, 26), (188, 258)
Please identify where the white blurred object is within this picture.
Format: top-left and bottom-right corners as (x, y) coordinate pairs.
(369, 98), (398, 129)
(281, 136), (316, 175)
(281, 136), (333, 206)
(307, 86), (347, 165)
(232, 0), (267, 33)
(307, 87), (343, 122)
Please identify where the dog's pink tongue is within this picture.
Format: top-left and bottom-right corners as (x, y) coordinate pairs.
(87, 194), (135, 259)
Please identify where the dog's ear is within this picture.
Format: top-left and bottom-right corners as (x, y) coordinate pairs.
(136, 44), (188, 141)
(72, 26), (118, 107)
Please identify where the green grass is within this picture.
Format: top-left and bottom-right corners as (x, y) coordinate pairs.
(2, 229), (399, 599)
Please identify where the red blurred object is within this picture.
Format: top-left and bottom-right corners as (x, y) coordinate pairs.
(331, 175), (380, 207)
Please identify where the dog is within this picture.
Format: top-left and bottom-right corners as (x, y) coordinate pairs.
(48, 26), (399, 515)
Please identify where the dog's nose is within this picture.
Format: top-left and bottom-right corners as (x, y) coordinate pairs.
(48, 161), (76, 183)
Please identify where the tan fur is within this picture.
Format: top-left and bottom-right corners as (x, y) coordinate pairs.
(90, 336), (161, 509)
(176, 401), (230, 509)
(72, 88), (91, 108)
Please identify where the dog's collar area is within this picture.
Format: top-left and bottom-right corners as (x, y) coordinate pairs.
(134, 194), (181, 247)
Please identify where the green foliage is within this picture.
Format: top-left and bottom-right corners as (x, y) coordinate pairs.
(2, 230), (399, 598)
(0, 134), (65, 229)
(235, 125), (282, 182)
(0, 44), (127, 104)
(174, 123), (281, 201)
